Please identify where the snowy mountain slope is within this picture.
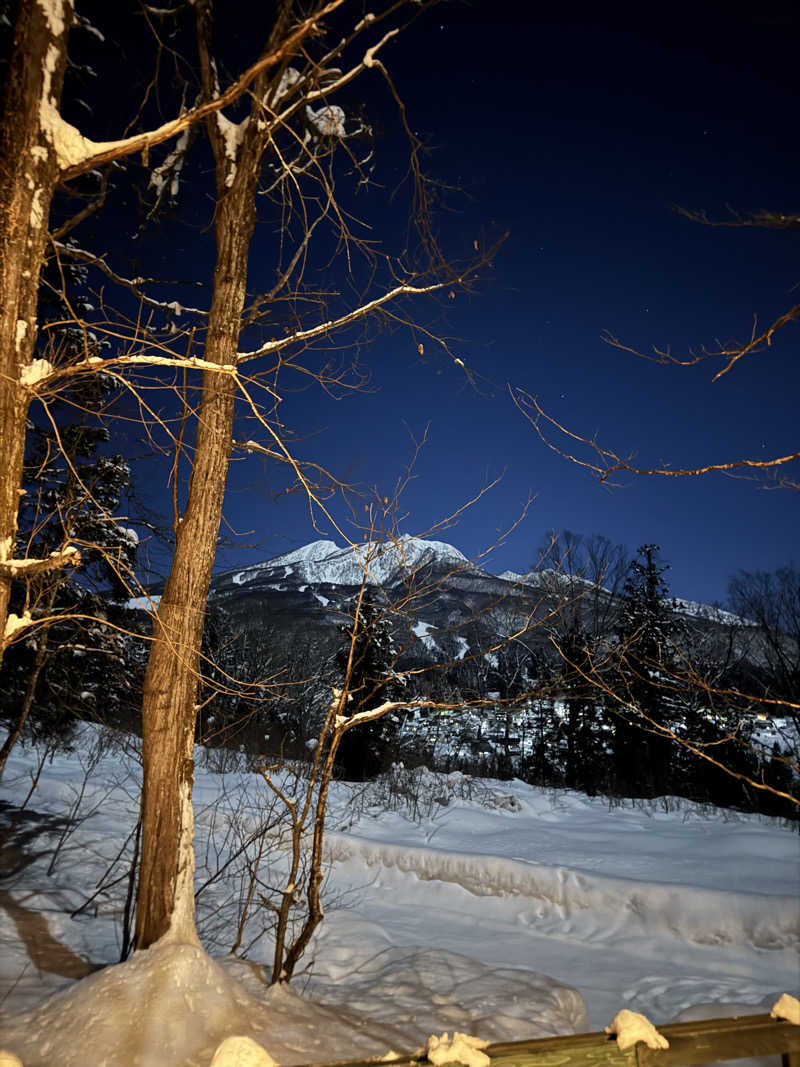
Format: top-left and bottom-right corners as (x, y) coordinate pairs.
(204, 536), (509, 651)
(499, 571), (751, 627)
(672, 597), (752, 626)
(224, 536), (470, 590)
(202, 537), (753, 674)
(497, 567), (596, 590)
(213, 538), (744, 627)
(194, 536), (760, 691)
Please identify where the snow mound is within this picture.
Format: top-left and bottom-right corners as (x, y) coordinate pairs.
(325, 835), (800, 952)
(0, 942), (394, 1067)
(305, 913), (588, 1042)
(210, 1035), (276, 1066)
(0, 943), (264, 1067)
(0, 936), (586, 1067)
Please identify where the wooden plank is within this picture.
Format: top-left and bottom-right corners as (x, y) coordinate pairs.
(312, 1014), (800, 1067)
(636, 1014), (800, 1066)
(316, 1032), (636, 1067)
(315, 1034), (635, 1067)
(489, 1030), (636, 1067)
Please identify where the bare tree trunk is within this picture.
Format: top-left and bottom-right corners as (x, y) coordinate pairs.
(0, 600), (54, 780)
(134, 157), (260, 950)
(0, 1), (73, 664)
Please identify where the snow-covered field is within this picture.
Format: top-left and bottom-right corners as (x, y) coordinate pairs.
(0, 727), (797, 1067)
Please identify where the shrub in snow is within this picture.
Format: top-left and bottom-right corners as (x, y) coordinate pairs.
(348, 765), (520, 826)
(209, 1035), (277, 1066)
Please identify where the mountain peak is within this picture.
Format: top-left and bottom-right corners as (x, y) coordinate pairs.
(227, 535), (471, 589)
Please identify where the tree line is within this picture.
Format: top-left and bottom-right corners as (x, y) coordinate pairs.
(4, 500), (796, 821)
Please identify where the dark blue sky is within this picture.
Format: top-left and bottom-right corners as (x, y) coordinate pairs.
(69, 1), (800, 605)
(218, 1), (800, 605)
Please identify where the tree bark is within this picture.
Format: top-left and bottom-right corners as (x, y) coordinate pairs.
(0, 628), (49, 781)
(0, 581), (59, 781)
(0, 1), (73, 664)
(134, 123), (263, 949)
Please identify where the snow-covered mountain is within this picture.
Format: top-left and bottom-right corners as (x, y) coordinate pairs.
(672, 597), (752, 626)
(203, 536), (521, 655)
(223, 536), (471, 590)
(197, 535), (749, 668)
(497, 567), (598, 591)
(207, 536), (745, 627)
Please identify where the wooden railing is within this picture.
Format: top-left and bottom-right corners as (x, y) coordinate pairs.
(322, 1014), (800, 1067)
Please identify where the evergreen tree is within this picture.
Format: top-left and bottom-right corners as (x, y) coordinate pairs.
(762, 741), (798, 820)
(612, 544), (680, 796)
(557, 621), (609, 793)
(683, 707), (762, 811)
(0, 376), (143, 768)
(335, 588), (400, 780)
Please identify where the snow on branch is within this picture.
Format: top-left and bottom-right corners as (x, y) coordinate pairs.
(0, 545), (81, 582)
(149, 128), (191, 201)
(303, 26), (400, 99)
(237, 278), (461, 362)
(54, 0), (350, 182)
(19, 358), (55, 389)
(53, 242), (209, 317)
(305, 104), (346, 138)
(334, 696), (425, 731)
(13, 353), (237, 393)
(215, 112), (249, 188)
(3, 611), (33, 642)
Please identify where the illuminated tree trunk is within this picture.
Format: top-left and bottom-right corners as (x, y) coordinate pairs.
(134, 68), (264, 948)
(0, 1), (73, 663)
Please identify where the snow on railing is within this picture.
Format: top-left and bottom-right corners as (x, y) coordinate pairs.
(257, 1004), (800, 1067)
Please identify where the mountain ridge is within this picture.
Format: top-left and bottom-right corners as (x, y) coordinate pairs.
(221, 535), (473, 590)
(202, 536), (747, 644)
(207, 535), (749, 619)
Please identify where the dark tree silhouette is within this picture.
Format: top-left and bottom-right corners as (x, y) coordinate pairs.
(612, 544), (680, 796)
(335, 589), (400, 781)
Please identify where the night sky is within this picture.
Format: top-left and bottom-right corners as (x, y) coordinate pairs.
(67, 1), (800, 605)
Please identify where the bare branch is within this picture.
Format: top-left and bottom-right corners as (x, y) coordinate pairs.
(57, 0), (350, 181)
(511, 386), (800, 485)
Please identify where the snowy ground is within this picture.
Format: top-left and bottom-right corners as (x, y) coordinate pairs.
(0, 727), (797, 1067)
